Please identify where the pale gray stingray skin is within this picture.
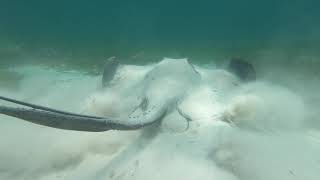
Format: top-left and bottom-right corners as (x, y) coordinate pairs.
(0, 58), (201, 132)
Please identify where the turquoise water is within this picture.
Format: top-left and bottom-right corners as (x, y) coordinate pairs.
(1, 1), (320, 68)
(1, 1), (320, 92)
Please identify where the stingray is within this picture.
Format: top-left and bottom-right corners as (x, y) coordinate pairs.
(0, 58), (257, 179)
(0, 58), (254, 132)
(0, 59), (189, 131)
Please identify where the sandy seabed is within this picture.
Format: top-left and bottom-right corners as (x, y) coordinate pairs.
(1, 58), (320, 180)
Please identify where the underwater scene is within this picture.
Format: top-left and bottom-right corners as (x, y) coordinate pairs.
(1, 1), (320, 180)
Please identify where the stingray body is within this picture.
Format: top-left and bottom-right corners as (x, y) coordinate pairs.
(0, 58), (249, 180)
(0, 58), (241, 132)
(82, 58), (242, 180)
(85, 58), (241, 132)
